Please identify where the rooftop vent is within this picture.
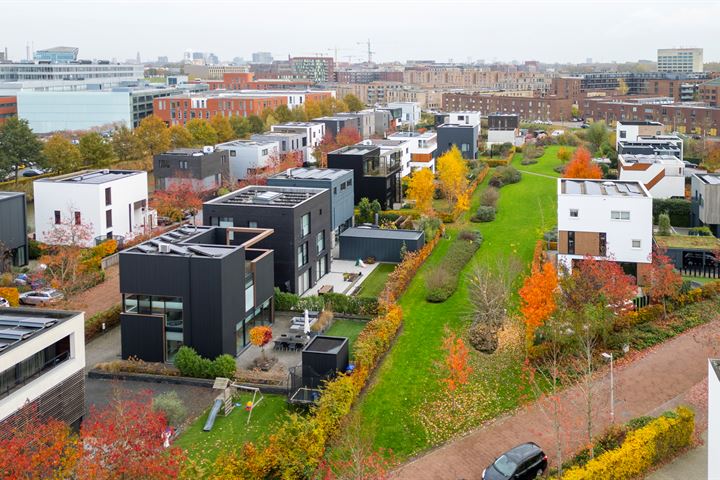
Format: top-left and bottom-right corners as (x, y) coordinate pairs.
(202, 145), (214, 154)
(158, 243), (171, 254)
(253, 191), (283, 204)
(602, 181), (615, 187)
(102, 169), (110, 174)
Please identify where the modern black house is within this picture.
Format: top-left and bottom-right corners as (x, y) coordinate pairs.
(204, 186), (331, 295)
(327, 144), (401, 210)
(0, 192), (28, 270)
(153, 147), (229, 191)
(267, 167), (355, 242)
(339, 227), (425, 262)
(119, 225), (275, 362)
(437, 123), (479, 160)
(488, 113), (520, 131)
(312, 116), (358, 137)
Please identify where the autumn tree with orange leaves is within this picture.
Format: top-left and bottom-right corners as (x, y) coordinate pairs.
(519, 241), (558, 346)
(563, 147), (603, 179)
(645, 249), (682, 317)
(441, 329), (472, 406)
(153, 180), (204, 224)
(406, 168), (435, 215)
(335, 126), (362, 147)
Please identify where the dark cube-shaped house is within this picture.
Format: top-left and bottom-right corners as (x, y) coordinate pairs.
(0, 192), (28, 269)
(437, 123), (479, 160)
(301, 335), (349, 388)
(153, 147), (229, 191)
(327, 144), (401, 210)
(339, 227), (425, 263)
(204, 185), (331, 295)
(119, 225), (275, 362)
(312, 116), (357, 137)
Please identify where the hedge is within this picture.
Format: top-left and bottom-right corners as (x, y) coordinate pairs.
(652, 198), (691, 228)
(85, 304), (121, 342)
(173, 346), (236, 379)
(274, 289), (378, 317)
(0, 287), (20, 306)
(426, 231), (482, 302)
(558, 406), (694, 480)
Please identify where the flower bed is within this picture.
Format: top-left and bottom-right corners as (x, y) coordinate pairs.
(425, 231), (482, 302)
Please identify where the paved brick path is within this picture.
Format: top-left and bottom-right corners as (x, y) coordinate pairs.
(395, 321), (720, 480)
(60, 264), (120, 318)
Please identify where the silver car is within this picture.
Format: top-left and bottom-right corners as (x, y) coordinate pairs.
(19, 289), (64, 306)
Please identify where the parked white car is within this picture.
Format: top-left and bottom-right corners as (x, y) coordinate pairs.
(0, 297), (9, 308)
(19, 289), (64, 306)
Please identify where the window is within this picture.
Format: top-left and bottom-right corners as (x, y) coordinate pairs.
(105, 187), (112, 206)
(567, 231), (575, 255)
(74, 211), (81, 225)
(333, 187), (337, 194)
(179, 160), (188, 169)
(619, 131), (626, 139)
(248, 221), (258, 228)
(105, 210), (113, 228)
(632, 239), (642, 249)
(0, 335), (71, 399)
(599, 232), (607, 256)
(340, 182), (346, 190)
(316, 231), (325, 253)
(297, 269), (310, 294)
(298, 242), (308, 267)
(611, 211), (631, 220)
(54, 210), (61, 225)
(569, 209), (579, 218)
(461, 143), (470, 152)
(347, 178), (352, 186)
(229, 150), (236, 157)
(301, 213), (310, 237)
(315, 255), (327, 281)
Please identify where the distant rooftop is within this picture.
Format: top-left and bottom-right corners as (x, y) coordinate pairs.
(619, 154), (683, 165)
(331, 145), (378, 156)
(269, 167), (352, 181)
(438, 122), (476, 129)
(208, 185), (325, 208)
(36, 46), (79, 53)
(313, 115), (358, 121)
(159, 148), (217, 157)
(38, 169), (144, 185)
(0, 308), (80, 355)
(216, 139), (278, 148)
(560, 179), (649, 197)
(273, 122), (324, 128)
(387, 131), (436, 139)
(617, 120), (664, 126)
(363, 139), (406, 147)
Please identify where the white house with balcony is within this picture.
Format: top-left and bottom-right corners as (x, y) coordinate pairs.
(387, 131), (437, 172)
(215, 139), (280, 183)
(615, 120), (665, 147)
(34, 170), (151, 247)
(618, 153), (685, 199)
(557, 179), (652, 280)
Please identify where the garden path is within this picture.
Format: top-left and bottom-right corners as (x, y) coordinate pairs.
(394, 319), (720, 479)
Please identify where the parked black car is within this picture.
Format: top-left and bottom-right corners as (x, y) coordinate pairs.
(684, 251), (718, 268)
(482, 443), (547, 480)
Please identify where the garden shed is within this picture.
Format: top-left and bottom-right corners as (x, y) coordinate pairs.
(339, 227), (425, 263)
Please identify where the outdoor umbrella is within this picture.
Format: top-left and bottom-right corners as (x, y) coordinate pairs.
(304, 309), (311, 335)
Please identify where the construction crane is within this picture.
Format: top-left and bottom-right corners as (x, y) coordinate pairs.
(327, 47), (352, 64)
(356, 39), (375, 63)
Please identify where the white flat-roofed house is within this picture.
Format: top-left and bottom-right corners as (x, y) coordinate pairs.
(215, 139), (280, 183)
(362, 138), (413, 177)
(34, 170), (150, 247)
(615, 120), (665, 148)
(387, 131), (437, 173)
(271, 122), (326, 163)
(618, 154), (685, 199)
(0, 308), (85, 435)
(557, 179), (652, 280)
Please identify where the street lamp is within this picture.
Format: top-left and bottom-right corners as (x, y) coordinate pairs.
(601, 352), (614, 423)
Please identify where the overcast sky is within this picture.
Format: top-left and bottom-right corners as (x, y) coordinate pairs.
(1, 0), (718, 65)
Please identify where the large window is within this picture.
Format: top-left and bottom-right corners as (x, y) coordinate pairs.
(301, 213), (310, 237)
(297, 242), (308, 267)
(105, 187), (112, 206)
(298, 269), (310, 294)
(315, 255), (327, 281)
(0, 335), (71, 399)
(245, 273), (255, 310)
(106, 209), (113, 228)
(567, 231), (575, 255)
(123, 295), (183, 362)
(611, 211), (631, 220)
(316, 230), (325, 253)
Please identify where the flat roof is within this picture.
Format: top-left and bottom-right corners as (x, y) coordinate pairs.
(0, 191), (25, 200)
(617, 120), (664, 126)
(619, 154), (683, 165)
(208, 185), (326, 208)
(273, 122), (324, 127)
(387, 131), (436, 139)
(160, 148), (213, 156)
(438, 123), (476, 129)
(560, 179), (649, 197)
(269, 167), (352, 181)
(313, 116), (357, 121)
(696, 174), (720, 185)
(330, 145), (378, 156)
(0, 308), (80, 356)
(216, 139), (278, 148)
(340, 227), (423, 241)
(364, 139), (407, 147)
(37, 169), (144, 185)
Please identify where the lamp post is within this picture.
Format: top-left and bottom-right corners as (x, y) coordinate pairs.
(601, 352), (614, 423)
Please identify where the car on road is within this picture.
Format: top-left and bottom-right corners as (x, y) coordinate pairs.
(0, 297), (9, 308)
(482, 442), (547, 480)
(22, 168), (45, 177)
(19, 289), (64, 306)
(580, 122), (590, 129)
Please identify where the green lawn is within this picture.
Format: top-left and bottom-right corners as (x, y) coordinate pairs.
(176, 393), (289, 463)
(514, 145), (573, 177)
(325, 318), (367, 358)
(351, 153), (560, 458)
(356, 263), (396, 298)
(682, 275), (716, 285)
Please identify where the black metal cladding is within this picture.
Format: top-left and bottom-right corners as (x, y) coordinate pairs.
(327, 148), (400, 210)
(120, 313), (164, 362)
(339, 228), (425, 262)
(0, 192), (28, 267)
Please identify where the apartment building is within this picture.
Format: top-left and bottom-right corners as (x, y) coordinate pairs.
(557, 179), (652, 280)
(0, 96), (17, 125)
(215, 139), (280, 183)
(119, 226), (274, 361)
(335, 69), (403, 83)
(403, 67), (553, 92)
(204, 186), (331, 295)
(331, 81), (404, 106)
(362, 138), (412, 177)
(691, 173), (720, 235)
(153, 148), (229, 192)
(34, 170), (150, 247)
(618, 154), (685, 199)
(327, 145), (401, 209)
(192, 72), (313, 91)
(443, 92), (573, 122)
(699, 78), (720, 107)
(658, 48), (703, 73)
(0, 192), (28, 269)
(387, 131), (437, 172)
(337, 110), (375, 138)
(290, 57), (335, 83)
(0, 308), (85, 436)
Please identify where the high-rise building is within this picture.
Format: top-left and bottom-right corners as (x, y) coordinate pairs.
(657, 48), (703, 73)
(290, 56), (335, 83)
(252, 52), (273, 64)
(157, 56), (169, 63)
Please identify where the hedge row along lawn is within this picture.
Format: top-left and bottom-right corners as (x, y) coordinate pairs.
(351, 151), (562, 459)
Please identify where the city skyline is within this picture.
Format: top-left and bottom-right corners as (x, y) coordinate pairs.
(1, 0), (718, 65)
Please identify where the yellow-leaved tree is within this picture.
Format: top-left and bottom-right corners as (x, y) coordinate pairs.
(406, 168), (435, 215)
(437, 146), (469, 207)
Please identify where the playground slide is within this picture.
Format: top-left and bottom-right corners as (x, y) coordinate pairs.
(203, 399), (223, 432)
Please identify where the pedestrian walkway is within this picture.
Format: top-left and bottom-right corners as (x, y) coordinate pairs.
(646, 431), (707, 480)
(61, 264), (120, 318)
(395, 321), (720, 480)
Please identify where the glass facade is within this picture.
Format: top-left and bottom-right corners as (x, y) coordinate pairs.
(0, 335), (71, 399)
(123, 295), (184, 362)
(236, 299), (272, 354)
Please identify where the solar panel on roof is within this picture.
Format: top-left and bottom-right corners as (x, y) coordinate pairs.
(564, 181), (582, 194)
(585, 182), (602, 195)
(0, 329), (33, 341)
(135, 244), (154, 253)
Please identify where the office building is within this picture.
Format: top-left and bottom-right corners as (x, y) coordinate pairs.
(153, 148), (229, 192)
(0, 308), (85, 435)
(0, 192), (28, 269)
(33, 46), (79, 63)
(0, 61), (144, 92)
(557, 179), (652, 280)
(327, 145), (401, 209)
(215, 139), (280, 183)
(657, 48), (703, 73)
(204, 186), (331, 295)
(34, 170), (151, 247)
(119, 225), (274, 361)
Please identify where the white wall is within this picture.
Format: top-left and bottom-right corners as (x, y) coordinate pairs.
(488, 129), (517, 146)
(34, 172), (148, 246)
(0, 312), (85, 422)
(448, 111), (481, 126)
(216, 142), (280, 182)
(618, 162), (685, 199)
(388, 102), (421, 125)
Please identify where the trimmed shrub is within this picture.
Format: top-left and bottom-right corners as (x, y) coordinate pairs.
(85, 304), (121, 342)
(425, 231), (482, 302)
(153, 391), (187, 426)
(652, 198), (691, 227)
(480, 187), (500, 208)
(273, 288), (378, 317)
(471, 206), (496, 223)
(174, 346), (236, 379)
(489, 166), (521, 188)
(689, 226), (712, 236)
(657, 213), (671, 236)
(425, 268), (454, 302)
(0, 287), (20, 306)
